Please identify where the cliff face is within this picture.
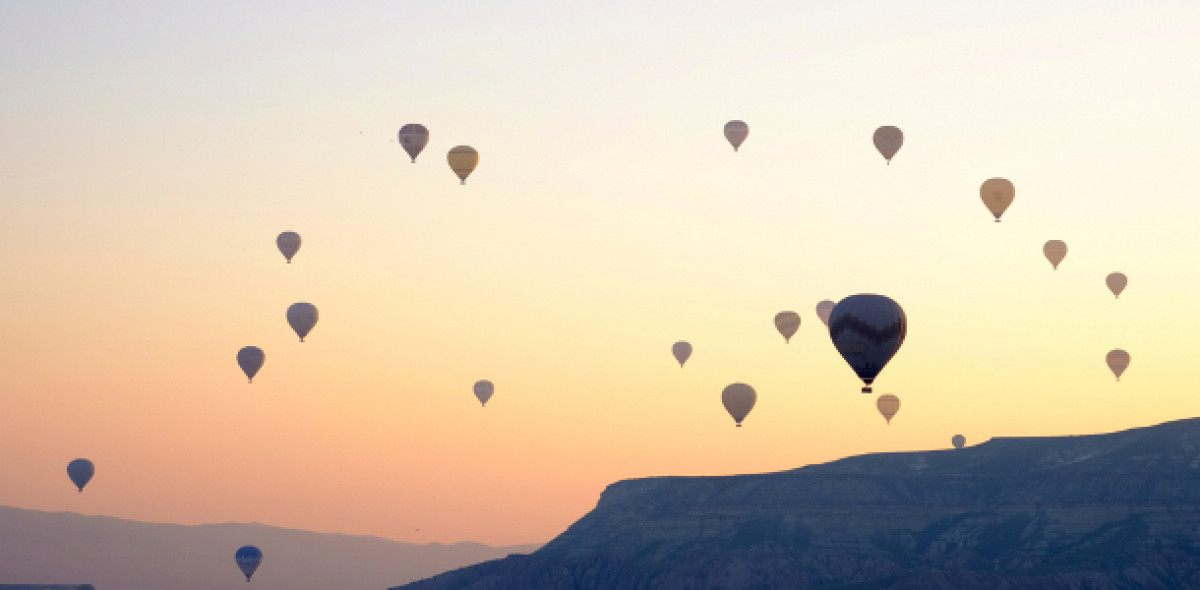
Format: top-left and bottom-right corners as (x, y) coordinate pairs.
(393, 418), (1200, 589)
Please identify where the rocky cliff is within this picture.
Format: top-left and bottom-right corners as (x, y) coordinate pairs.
(393, 418), (1200, 589)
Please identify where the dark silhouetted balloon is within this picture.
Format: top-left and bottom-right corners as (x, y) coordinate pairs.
(1107, 272), (1127, 298)
(672, 341), (692, 367)
(952, 434), (966, 449)
(286, 303), (318, 342)
(398, 124), (429, 163)
(237, 346), (264, 383)
(873, 126), (903, 164)
(722, 383), (756, 427)
(724, 121), (748, 151)
(276, 232), (300, 263)
(829, 294), (906, 393)
(67, 458), (94, 492)
(474, 380), (494, 406)
(774, 311), (801, 343)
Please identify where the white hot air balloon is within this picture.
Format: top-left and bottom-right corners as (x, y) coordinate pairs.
(277, 231), (301, 263)
(721, 383), (756, 427)
(1107, 272), (1127, 299)
(1043, 240), (1067, 270)
(286, 303), (319, 342)
(1106, 349), (1130, 381)
(672, 341), (692, 367)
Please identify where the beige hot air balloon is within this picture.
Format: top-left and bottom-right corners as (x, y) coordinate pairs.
(774, 311), (800, 343)
(876, 394), (900, 424)
(952, 434), (965, 450)
(873, 126), (903, 164)
(815, 300), (835, 328)
(721, 383), (756, 427)
(1106, 349), (1130, 381)
(1107, 272), (1127, 298)
(447, 145), (479, 184)
(980, 178), (1015, 222)
(1043, 240), (1067, 270)
(724, 120), (748, 151)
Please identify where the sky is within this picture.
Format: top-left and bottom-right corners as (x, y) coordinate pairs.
(2, 1), (1200, 547)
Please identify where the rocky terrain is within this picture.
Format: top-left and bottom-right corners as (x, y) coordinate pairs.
(394, 418), (1200, 589)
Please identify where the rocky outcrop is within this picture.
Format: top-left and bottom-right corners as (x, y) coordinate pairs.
(393, 418), (1200, 589)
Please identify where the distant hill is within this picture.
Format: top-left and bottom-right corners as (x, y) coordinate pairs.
(394, 418), (1200, 589)
(0, 507), (538, 590)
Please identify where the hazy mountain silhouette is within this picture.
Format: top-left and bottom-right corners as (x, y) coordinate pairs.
(394, 418), (1200, 589)
(0, 506), (538, 590)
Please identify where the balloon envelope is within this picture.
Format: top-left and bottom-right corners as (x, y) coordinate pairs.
(829, 294), (907, 393)
(724, 120), (748, 151)
(276, 231), (301, 263)
(952, 434), (966, 450)
(474, 380), (494, 406)
(672, 341), (692, 367)
(873, 126), (903, 164)
(1107, 349), (1130, 381)
(980, 178), (1015, 222)
(237, 346), (264, 383)
(1107, 272), (1127, 298)
(876, 394), (900, 424)
(774, 311), (801, 343)
(235, 546), (262, 581)
(398, 123), (429, 163)
(815, 300), (835, 328)
(447, 145), (479, 184)
(67, 458), (94, 492)
(721, 383), (756, 427)
(1043, 240), (1067, 270)
(286, 302), (318, 342)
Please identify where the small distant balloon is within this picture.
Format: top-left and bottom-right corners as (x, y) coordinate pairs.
(721, 383), (756, 427)
(672, 341), (692, 367)
(67, 458), (94, 492)
(286, 302), (318, 342)
(815, 300), (835, 328)
(724, 120), (748, 151)
(774, 311), (801, 343)
(876, 394), (900, 424)
(237, 346), (264, 383)
(276, 232), (300, 264)
(952, 434), (965, 450)
(1107, 272), (1127, 298)
(398, 124), (429, 163)
(829, 294), (907, 394)
(980, 178), (1015, 223)
(1043, 240), (1067, 270)
(474, 380), (494, 406)
(235, 546), (262, 582)
(447, 145), (479, 184)
(1106, 349), (1130, 381)
(872, 126), (903, 164)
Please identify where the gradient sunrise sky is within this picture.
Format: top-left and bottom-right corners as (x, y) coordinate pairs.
(2, 1), (1199, 547)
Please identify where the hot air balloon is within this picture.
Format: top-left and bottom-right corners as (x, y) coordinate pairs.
(980, 178), (1015, 222)
(774, 311), (800, 343)
(721, 383), (756, 427)
(1044, 240), (1067, 270)
(235, 546), (262, 582)
(474, 380), (494, 406)
(67, 459), (93, 492)
(873, 126), (903, 164)
(398, 124), (429, 163)
(1107, 272), (1127, 298)
(816, 300), (835, 328)
(672, 341), (692, 367)
(829, 294), (907, 393)
(952, 434), (965, 449)
(876, 394), (900, 424)
(237, 346), (264, 383)
(724, 121), (748, 151)
(286, 302), (318, 342)
(447, 146), (478, 184)
(1107, 349), (1130, 381)
(276, 232), (300, 264)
